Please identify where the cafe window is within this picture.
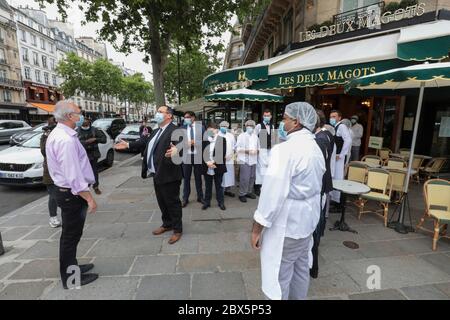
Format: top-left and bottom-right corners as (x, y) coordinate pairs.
(3, 90), (12, 102)
(33, 52), (39, 65)
(0, 49), (5, 62)
(35, 70), (41, 82)
(20, 29), (26, 42)
(341, 0), (378, 12)
(22, 48), (29, 62)
(268, 37), (274, 58)
(24, 67), (31, 80)
(283, 9), (293, 45)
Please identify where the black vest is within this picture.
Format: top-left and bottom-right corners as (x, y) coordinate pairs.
(334, 122), (344, 155)
(315, 129), (334, 194)
(258, 121), (274, 149)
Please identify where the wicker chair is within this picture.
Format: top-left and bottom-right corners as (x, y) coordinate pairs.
(386, 157), (407, 169)
(347, 161), (368, 184)
(378, 148), (392, 165)
(357, 168), (392, 227)
(416, 179), (450, 251)
(388, 169), (408, 204)
(420, 157), (448, 180)
(361, 155), (382, 167)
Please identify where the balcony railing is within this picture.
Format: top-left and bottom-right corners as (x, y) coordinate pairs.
(333, 1), (385, 25)
(0, 77), (23, 88)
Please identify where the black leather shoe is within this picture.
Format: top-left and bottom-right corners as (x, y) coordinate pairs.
(224, 191), (235, 198)
(79, 263), (94, 274)
(239, 196), (247, 203)
(63, 273), (98, 289)
(219, 204), (226, 211)
(202, 203), (210, 210)
(182, 200), (189, 208)
(246, 193), (257, 199)
(197, 198), (205, 204)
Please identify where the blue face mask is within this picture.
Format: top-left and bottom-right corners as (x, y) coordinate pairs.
(278, 121), (287, 139)
(184, 118), (192, 126)
(220, 127), (227, 134)
(263, 116), (271, 124)
(75, 114), (84, 128)
(155, 112), (165, 124)
(329, 118), (337, 127)
(246, 127), (254, 135)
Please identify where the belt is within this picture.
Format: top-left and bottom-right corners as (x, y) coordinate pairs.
(56, 186), (70, 192)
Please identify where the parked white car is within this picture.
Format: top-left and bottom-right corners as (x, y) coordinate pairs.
(0, 129), (114, 187)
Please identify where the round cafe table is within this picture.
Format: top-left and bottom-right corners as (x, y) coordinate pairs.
(330, 180), (370, 234)
(382, 167), (418, 175)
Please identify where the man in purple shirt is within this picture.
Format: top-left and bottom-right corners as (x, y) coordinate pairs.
(46, 100), (98, 289)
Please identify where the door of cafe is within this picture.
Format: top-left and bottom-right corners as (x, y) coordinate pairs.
(370, 96), (402, 151)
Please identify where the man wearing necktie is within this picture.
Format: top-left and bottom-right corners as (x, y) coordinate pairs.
(181, 111), (206, 208)
(115, 106), (184, 245)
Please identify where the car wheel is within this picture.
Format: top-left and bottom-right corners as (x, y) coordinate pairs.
(105, 149), (114, 168)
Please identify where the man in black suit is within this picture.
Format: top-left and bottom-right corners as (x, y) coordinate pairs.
(115, 106), (184, 245)
(181, 111), (206, 208)
(202, 123), (227, 211)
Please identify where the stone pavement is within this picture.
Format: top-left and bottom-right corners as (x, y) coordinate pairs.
(0, 155), (449, 300)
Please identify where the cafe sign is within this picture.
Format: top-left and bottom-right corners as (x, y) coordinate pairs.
(250, 59), (413, 90)
(299, 3), (426, 43)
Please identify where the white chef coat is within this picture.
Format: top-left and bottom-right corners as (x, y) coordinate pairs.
(253, 129), (326, 300)
(255, 122), (275, 185)
(331, 121), (352, 202)
(351, 123), (364, 147)
(236, 131), (259, 166)
(219, 131), (236, 187)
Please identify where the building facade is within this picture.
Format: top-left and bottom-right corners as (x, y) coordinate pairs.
(223, 21), (245, 70)
(15, 6), (61, 122)
(205, 0), (450, 159)
(0, 0), (26, 121)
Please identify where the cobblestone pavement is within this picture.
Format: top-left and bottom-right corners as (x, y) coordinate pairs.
(0, 156), (449, 300)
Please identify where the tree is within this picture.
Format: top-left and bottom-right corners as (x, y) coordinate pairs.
(120, 73), (154, 120)
(56, 52), (91, 97)
(37, 0), (254, 106)
(88, 58), (123, 114)
(164, 46), (221, 104)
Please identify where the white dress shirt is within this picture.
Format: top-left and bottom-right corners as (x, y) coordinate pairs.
(146, 122), (170, 175)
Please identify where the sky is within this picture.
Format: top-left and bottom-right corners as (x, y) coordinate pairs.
(7, 0), (233, 82)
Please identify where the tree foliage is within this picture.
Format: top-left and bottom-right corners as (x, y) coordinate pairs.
(164, 46), (221, 104)
(37, 0), (255, 106)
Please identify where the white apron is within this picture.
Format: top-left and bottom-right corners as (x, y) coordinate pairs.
(331, 155), (346, 202)
(255, 149), (270, 185)
(222, 163), (235, 187)
(259, 198), (314, 300)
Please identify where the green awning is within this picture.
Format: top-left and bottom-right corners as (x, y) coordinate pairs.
(205, 88), (283, 103)
(345, 62), (450, 91)
(397, 20), (450, 61)
(251, 59), (413, 90)
(203, 48), (311, 90)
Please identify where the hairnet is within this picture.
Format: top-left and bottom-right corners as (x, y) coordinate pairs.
(284, 102), (318, 132)
(341, 118), (352, 128)
(245, 120), (256, 127)
(219, 121), (229, 128)
(351, 115), (359, 121)
(323, 124), (335, 135)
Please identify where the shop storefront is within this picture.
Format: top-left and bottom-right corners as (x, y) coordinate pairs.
(204, 16), (450, 158)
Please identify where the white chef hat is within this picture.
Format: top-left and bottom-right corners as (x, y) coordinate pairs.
(284, 102), (318, 132)
(219, 121), (230, 128)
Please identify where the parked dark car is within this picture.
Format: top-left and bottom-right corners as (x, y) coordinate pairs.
(92, 118), (126, 139)
(9, 123), (46, 146)
(114, 124), (141, 153)
(0, 120), (31, 144)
